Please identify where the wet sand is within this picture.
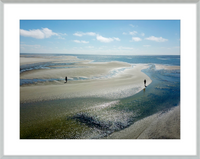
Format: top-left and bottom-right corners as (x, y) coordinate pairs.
(20, 56), (152, 103)
(155, 64), (180, 70)
(20, 55), (79, 65)
(106, 105), (180, 139)
(20, 61), (131, 79)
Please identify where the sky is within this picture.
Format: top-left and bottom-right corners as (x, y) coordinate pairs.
(20, 20), (180, 55)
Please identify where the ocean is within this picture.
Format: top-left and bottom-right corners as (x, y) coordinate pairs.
(20, 54), (180, 139)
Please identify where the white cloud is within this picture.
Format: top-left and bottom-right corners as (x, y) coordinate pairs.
(20, 28), (58, 39)
(20, 29), (44, 39)
(123, 32), (127, 35)
(73, 32), (120, 43)
(73, 40), (89, 43)
(81, 41), (89, 44)
(96, 35), (121, 43)
(73, 32), (83, 37)
(113, 37), (121, 41)
(86, 32), (96, 36)
(73, 32), (96, 37)
(96, 35), (113, 43)
(132, 37), (142, 42)
(146, 36), (168, 42)
(129, 31), (137, 35)
(141, 33), (145, 36)
(42, 28), (58, 38)
(129, 24), (135, 27)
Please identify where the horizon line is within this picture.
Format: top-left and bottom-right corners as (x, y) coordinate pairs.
(20, 53), (180, 56)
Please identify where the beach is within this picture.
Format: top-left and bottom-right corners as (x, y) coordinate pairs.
(20, 54), (180, 139)
(20, 56), (151, 103)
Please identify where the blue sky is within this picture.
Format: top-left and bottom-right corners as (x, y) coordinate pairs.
(20, 20), (180, 55)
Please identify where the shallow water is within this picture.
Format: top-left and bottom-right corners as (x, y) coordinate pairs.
(75, 54), (180, 66)
(20, 65), (132, 86)
(20, 54), (180, 139)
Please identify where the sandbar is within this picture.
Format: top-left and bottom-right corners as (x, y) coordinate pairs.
(20, 55), (79, 65)
(20, 56), (152, 103)
(20, 64), (151, 103)
(106, 105), (180, 139)
(155, 64), (180, 70)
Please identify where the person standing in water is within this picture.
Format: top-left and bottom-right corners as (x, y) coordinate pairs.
(65, 76), (67, 83)
(144, 79), (146, 87)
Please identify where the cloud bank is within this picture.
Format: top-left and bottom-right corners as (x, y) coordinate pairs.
(73, 32), (96, 37)
(73, 31), (120, 43)
(96, 35), (120, 43)
(20, 28), (59, 39)
(146, 36), (168, 42)
(129, 31), (137, 35)
(73, 40), (89, 44)
(132, 37), (142, 42)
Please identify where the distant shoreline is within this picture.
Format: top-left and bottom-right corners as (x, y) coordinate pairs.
(20, 53), (181, 56)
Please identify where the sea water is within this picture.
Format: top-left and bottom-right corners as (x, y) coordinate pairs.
(20, 54), (180, 139)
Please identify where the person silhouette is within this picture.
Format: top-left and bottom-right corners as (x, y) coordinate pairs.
(65, 76), (67, 83)
(144, 79), (146, 87)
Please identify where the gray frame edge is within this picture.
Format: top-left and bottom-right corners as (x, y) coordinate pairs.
(0, 0), (199, 159)
(197, 0), (200, 159)
(0, 0), (199, 3)
(0, 0), (3, 159)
